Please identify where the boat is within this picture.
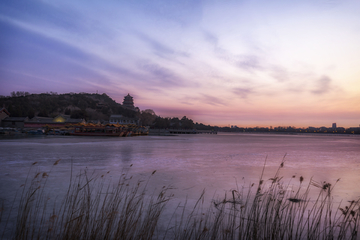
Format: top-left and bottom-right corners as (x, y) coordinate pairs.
(68, 123), (148, 137)
(70, 125), (126, 137)
(27, 129), (45, 135)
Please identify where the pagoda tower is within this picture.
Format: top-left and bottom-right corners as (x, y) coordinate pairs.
(122, 93), (135, 110)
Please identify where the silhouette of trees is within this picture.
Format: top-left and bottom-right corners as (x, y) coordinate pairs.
(180, 116), (194, 129)
(38, 109), (49, 117)
(150, 115), (195, 129)
(10, 91), (30, 97)
(140, 109), (157, 126)
(70, 109), (88, 119)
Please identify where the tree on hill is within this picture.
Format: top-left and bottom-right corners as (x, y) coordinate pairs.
(140, 109), (157, 126)
(70, 109), (88, 119)
(180, 116), (194, 129)
(153, 117), (170, 129)
(149, 115), (195, 129)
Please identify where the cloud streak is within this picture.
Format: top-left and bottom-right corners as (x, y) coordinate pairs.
(233, 87), (254, 99)
(137, 60), (184, 88)
(311, 75), (332, 95)
(236, 55), (263, 72)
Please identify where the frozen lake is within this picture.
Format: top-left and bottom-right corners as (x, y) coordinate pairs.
(1, 132), (360, 236)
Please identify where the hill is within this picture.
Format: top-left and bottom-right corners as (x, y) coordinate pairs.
(0, 91), (216, 130)
(0, 92), (136, 121)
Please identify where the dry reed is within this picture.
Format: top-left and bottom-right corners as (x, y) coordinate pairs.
(1, 159), (359, 240)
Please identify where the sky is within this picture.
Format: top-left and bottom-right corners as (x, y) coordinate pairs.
(1, 0), (360, 128)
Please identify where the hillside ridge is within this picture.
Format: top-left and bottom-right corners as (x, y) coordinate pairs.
(0, 92), (136, 121)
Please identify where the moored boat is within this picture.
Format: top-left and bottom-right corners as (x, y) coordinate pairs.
(27, 129), (45, 135)
(68, 123), (148, 137)
(70, 125), (126, 137)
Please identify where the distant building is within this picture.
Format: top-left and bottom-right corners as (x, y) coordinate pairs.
(0, 107), (10, 125)
(320, 126), (328, 132)
(123, 94), (135, 110)
(1, 117), (28, 128)
(24, 115), (84, 128)
(109, 114), (139, 125)
(332, 123), (337, 130)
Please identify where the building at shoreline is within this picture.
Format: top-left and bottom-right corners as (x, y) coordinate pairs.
(24, 115), (85, 128)
(0, 107), (10, 125)
(109, 114), (139, 125)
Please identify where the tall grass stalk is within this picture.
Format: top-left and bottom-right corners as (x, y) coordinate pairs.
(2, 163), (172, 240)
(1, 159), (359, 240)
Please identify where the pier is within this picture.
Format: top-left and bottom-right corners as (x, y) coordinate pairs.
(149, 129), (217, 136)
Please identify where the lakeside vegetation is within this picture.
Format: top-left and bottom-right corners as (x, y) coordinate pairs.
(1, 159), (359, 240)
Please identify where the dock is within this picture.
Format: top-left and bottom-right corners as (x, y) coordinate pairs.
(149, 129), (217, 136)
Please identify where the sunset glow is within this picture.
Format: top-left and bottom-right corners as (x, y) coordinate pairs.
(1, 0), (359, 127)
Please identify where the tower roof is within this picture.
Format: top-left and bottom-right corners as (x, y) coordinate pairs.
(123, 93), (135, 109)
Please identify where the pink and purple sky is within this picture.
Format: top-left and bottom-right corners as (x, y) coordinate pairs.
(1, 0), (359, 128)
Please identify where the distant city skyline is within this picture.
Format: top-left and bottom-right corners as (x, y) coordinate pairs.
(1, 1), (360, 128)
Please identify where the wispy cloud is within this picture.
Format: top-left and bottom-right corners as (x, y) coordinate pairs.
(137, 60), (183, 88)
(134, 32), (190, 65)
(203, 31), (265, 74)
(130, 0), (203, 27)
(311, 75), (332, 95)
(201, 94), (226, 106)
(178, 93), (226, 107)
(270, 66), (290, 82)
(136, 33), (175, 57)
(232, 87), (254, 99)
(203, 31), (219, 46)
(236, 55), (263, 72)
(203, 31), (235, 63)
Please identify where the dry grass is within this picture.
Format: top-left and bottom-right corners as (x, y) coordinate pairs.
(1, 159), (359, 240)
(164, 158), (360, 240)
